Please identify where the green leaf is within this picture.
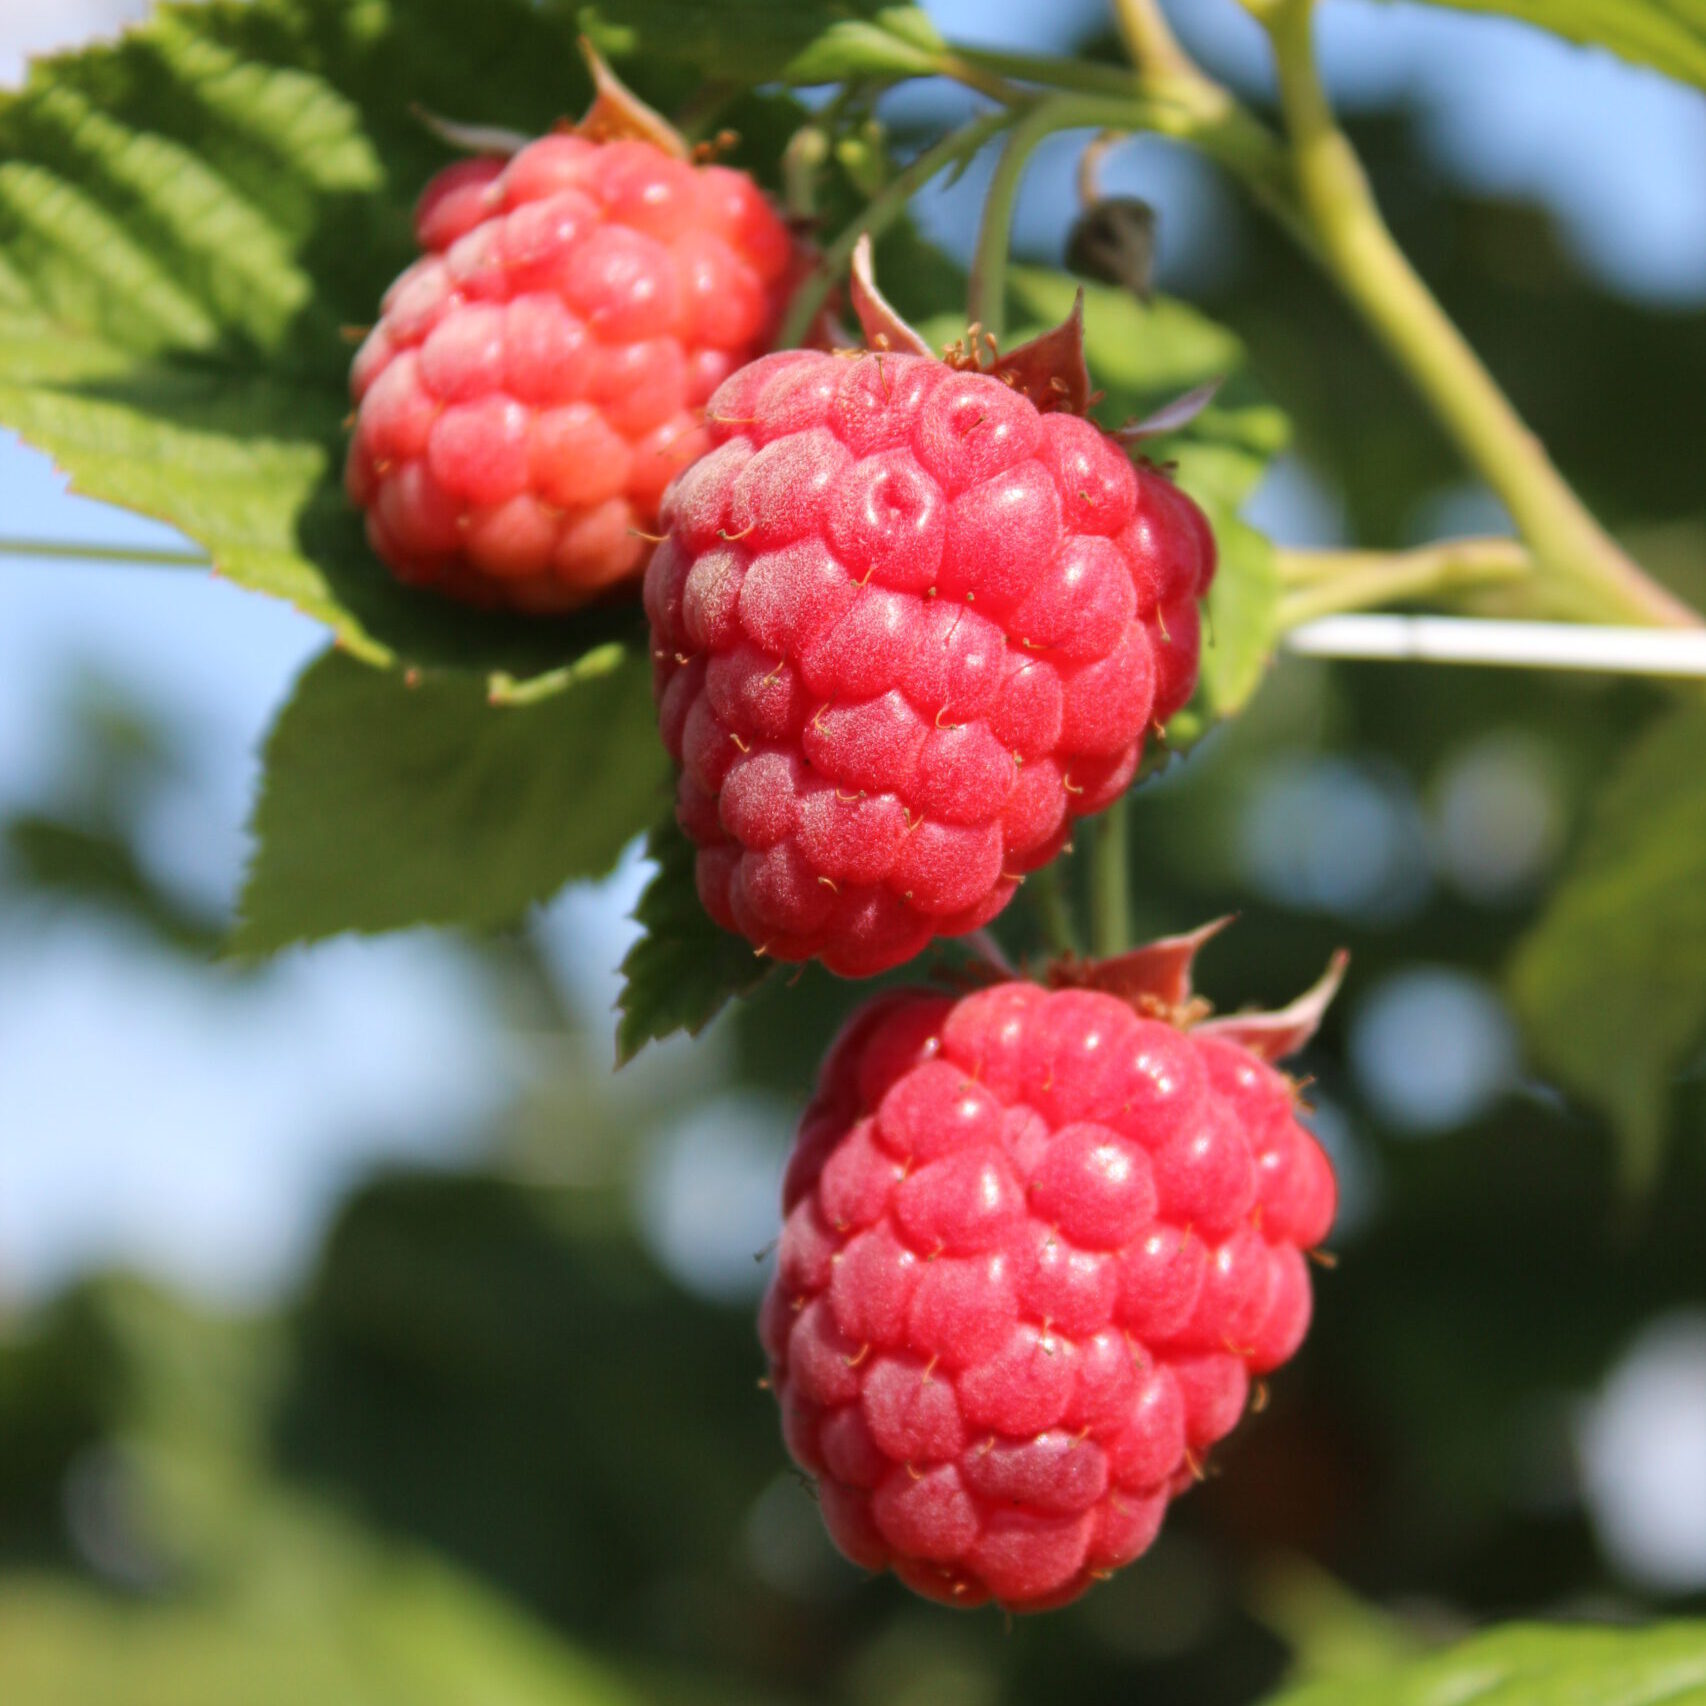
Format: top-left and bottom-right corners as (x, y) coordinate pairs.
(1250, 1559), (1424, 1689)
(573, 1), (943, 85)
(1262, 1620), (1706, 1705)
(236, 644), (668, 953)
(1177, 512), (1279, 739)
(616, 818), (775, 1063)
(0, 0), (642, 685)
(1405, 2), (1706, 95)
(1508, 705), (1706, 1190)
(6, 816), (223, 952)
(0, 1558), (641, 1706)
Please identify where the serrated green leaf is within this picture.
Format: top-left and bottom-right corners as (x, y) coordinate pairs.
(617, 819), (775, 1063)
(1507, 705), (1706, 1190)
(1185, 511), (1279, 725)
(1262, 1620), (1706, 1706)
(0, 0), (642, 683)
(573, 0), (941, 85)
(1403, 1), (1706, 94)
(235, 645), (668, 953)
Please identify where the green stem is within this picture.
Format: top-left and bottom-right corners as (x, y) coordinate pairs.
(1255, 0), (1700, 630)
(948, 46), (1144, 99)
(1088, 792), (1133, 959)
(942, 48), (1295, 220)
(775, 109), (1014, 350)
(966, 90), (1200, 340)
(0, 537), (207, 568)
(968, 102), (1058, 340)
(1029, 859), (1081, 958)
(1111, 0), (1195, 80)
(1275, 537), (1532, 625)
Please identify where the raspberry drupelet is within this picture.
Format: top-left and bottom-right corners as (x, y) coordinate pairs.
(346, 52), (800, 612)
(646, 241), (1218, 976)
(759, 927), (1343, 1611)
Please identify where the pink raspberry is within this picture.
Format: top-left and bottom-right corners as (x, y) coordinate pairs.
(759, 930), (1340, 1611)
(645, 335), (1216, 976)
(346, 83), (799, 612)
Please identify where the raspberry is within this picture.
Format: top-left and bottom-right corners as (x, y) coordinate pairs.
(346, 59), (799, 612)
(646, 266), (1217, 976)
(759, 930), (1341, 1611)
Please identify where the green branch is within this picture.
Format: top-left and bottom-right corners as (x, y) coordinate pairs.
(1088, 792), (1133, 959)
(1028, 858), (1081, 958)
(1249, 0), (1700, 630)
(1275, 537), (1532, 626)
(1111, 0), (1195, 81)
(775, 108), (1014, 349)
(0, 537), (208, 568)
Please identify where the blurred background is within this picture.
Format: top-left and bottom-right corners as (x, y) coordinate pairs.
(2, 1), (1704, 1701)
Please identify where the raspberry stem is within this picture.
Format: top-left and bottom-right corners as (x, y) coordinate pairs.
(776, 109), (1014, 351)
(1274, 538), (1532, 627)
(967, 91), (1196, 343)
(969, 102), (1055, 343)
(1088, 791), (1133, 959)
(1029, 861), (1082, 958)
(0, 536), (209, 568)
(1109, 0), (1194, 83)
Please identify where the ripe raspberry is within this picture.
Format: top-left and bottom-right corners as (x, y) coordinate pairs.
(645, 272), (1217, 976)
(345, 64), (799, 612)
(759, 930), (1341, 1611)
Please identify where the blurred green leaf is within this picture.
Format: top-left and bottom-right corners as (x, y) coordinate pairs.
(574, 1), (942, 84)
(5, 816), (223, 951)
(1250, 1557), (1424, 1687)
(1164, 514), (1279, 750)
(1262, 1620), (1706, 1705)
(1508, 705), (1706, 1189)
(0, 0), (636, 684)
(616, 818), (774, 1063)
(1408, 2), (1706, 93)
(236, 645), (667, 953)
(0, 1526), (639, 1706)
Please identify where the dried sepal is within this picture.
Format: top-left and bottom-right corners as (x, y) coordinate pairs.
(986, 289), (1093, 416)
(1196, 949), (1349, 1063)
(1049, 926), (1346, 1063)
(1112, 378), (1223, 444)
(849, 233), (932, 356)
(1049, 916), (1233, 1015)
(409, 106), (532, 158)
(575, 36), (689, 158)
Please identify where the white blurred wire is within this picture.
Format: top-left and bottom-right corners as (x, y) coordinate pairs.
(1287, 616), (1706, 678)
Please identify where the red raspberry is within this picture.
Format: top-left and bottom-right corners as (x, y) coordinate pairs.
(345, 73), (799, 612)
(759, 931), (1341, 1611)
(645, 322), (1216, 976)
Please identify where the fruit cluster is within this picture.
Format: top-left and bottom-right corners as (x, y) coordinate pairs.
(347, 55), (1337, 1615)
